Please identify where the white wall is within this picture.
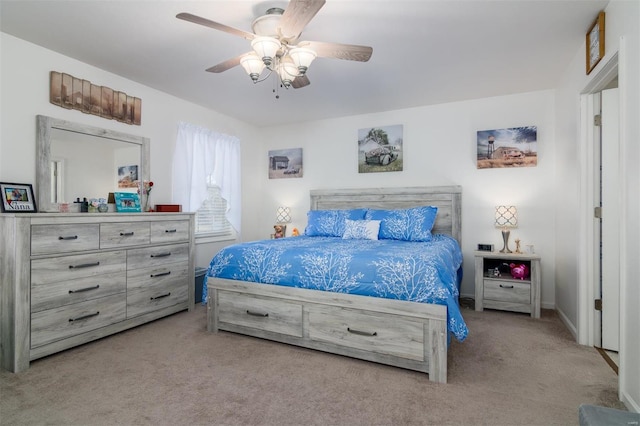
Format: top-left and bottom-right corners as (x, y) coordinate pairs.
(554, 0), (639, 411)
(258, 91), (557, 304)
(0, 33), (262, 266)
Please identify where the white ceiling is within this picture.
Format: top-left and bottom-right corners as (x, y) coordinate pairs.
(0, 0), (608, 127)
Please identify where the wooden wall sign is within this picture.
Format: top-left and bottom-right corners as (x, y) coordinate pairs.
(49, 71), (141, 125)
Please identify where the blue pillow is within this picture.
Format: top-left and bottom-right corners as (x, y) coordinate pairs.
(305, 209), (367, 237)
(365, 206), (438, 241)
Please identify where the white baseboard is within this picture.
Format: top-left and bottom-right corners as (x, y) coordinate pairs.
(556, 306), (578, 341)
(621, 391), (640, 414)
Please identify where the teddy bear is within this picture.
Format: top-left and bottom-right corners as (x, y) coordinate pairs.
(273, 224), (285, 239)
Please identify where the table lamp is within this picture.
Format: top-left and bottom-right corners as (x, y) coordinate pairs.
(495, 205), (517, 253)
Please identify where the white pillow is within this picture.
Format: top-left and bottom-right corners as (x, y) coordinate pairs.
(342, 219), (381, 240)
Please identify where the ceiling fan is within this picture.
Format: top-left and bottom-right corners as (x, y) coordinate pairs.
(176, 0), (373, 92)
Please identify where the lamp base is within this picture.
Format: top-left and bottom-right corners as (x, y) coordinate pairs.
(499, 229), (512, 253)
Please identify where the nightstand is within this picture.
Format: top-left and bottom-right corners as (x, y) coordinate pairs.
(474, 251), (541, 318)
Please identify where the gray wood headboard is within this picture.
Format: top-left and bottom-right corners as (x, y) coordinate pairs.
(309, 186), (462, 244)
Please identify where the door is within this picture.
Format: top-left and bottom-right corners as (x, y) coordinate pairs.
(599, 87), (620, 351)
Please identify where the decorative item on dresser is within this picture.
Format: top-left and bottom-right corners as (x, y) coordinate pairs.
(0, 212), (195, 373)
(474, 251), (541, 318)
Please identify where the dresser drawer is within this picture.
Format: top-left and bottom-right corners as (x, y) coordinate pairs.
(150, 220), (190, 243)
(126, 279), (188, 318)
(31, 251), (126, 284)
(100, 222), (150, 248)
(126, 243), (189, 270)
(31, 224), (99, 255)
(31, 294), (126, 348)
(127, 261), (189, 291)
(308, 306), (424, 361)
(217, 291), (303, 338)
(484, 279), (530, 304)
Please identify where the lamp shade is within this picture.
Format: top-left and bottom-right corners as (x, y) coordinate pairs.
(288, 47), (317, 74)
(276, 206), (291, 223)
(251, 36), (281, 66)
(240, 53), (266, 81)
(277, 58), (299, 87)
(495, 205), (518, 228)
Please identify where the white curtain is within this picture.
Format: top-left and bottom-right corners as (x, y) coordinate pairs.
(172, 122), (241, 235)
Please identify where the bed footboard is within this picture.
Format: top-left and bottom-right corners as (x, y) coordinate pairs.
(207, 278), (448, 383)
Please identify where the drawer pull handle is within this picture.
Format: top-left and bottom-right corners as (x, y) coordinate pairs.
(499, 284), (514, 289)
(69, 311), (100, 322)
(58, 235), (78, 240)
(69, 261), (100, 269)
(150, 271), (171, 278)
(69, 285), (100, 294)
(347, 327), (377, 337)
(150, 252), (172, 258)
(119, 232), (134, 236)
(246, 310), (269, 317)
(165, 229), (177, 233)
(150, 292), (171, 300)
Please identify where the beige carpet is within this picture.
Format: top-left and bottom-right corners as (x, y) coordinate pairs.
(0, 304), (624, 425)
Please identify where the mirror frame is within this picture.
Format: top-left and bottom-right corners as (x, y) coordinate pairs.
(36, 115), (150, 213)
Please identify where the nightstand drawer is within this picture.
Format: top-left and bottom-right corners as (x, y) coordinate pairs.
(484, 279), (530, 304)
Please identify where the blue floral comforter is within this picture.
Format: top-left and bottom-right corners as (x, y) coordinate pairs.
(203, 234), (468, 341)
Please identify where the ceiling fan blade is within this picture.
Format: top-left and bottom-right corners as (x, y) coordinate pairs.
(177, 12), (255, 41)
(206, 53), (249, 73)
(300, 41), (373, 62)
(279, 0), (326, 39)
(291, 74), (310, 89)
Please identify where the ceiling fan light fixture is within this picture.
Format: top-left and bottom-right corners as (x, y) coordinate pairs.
(277, 58), (299, 88)
(288, 47), (317, 75)
(240, 53), (266, 82)
(251, 8), (284, 37)
(251, 36), (282, 66)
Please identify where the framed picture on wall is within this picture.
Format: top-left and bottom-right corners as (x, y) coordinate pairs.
(0, 182), (37, 213)
(358, 124), (403, 173)
(476, 126), (538, 169)
(268, 148), (303, 179)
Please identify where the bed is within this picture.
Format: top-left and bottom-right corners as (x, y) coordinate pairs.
(205, 186), (465, 383)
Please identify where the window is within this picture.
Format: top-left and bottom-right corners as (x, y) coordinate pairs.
(195, 179), (232, 237)
(172, 122), (241, 238)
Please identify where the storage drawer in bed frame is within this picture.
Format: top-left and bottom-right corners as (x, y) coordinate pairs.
(208, 278), (449, 383)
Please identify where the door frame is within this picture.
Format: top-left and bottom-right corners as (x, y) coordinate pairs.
(578, 52), (618, 348)
(577, 41), (628, 401)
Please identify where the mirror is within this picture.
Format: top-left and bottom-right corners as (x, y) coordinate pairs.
(36, 115), (150, 212)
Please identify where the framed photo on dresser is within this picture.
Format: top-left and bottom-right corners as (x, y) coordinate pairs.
(114, 192), (141, 212)
(0, 182), (37, 213)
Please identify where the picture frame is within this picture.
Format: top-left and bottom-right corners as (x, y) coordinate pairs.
(586, 11), (605, 75)
(268, 148), (303, 179)
(48, 71), (142, 125)
(358, 124), (403, 173)
(477, 126), (538, 169)
(0, 182), (37, 213)
(114, 192), (141, 212)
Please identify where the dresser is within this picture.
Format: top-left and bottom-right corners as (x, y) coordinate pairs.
(0, 212), (195, 372)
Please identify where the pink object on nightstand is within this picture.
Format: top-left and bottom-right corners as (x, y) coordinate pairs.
(509, 263), (529, 280)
